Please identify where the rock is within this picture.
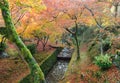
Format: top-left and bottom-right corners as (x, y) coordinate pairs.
(62, 47), (69, 52)
(0, 52), (9, 59)
(112, 55), (120, 69)
(62, 52), (69, 57)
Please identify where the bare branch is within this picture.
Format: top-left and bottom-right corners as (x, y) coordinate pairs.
(79, 7), (85, 17)
(39, 16), (56, 29)
(62, 10), (73, 19)
(43, 35), (49, 46)
(64, 27), (75, 35)
(14, 12), (26, 26)
(84, 5), (103, 28)
(11, 7), (22, 18)
(18, 24), (29, 36)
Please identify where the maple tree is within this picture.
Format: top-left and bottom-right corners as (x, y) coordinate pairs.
(31, 29), (49, 51)
(96, 0), (120, 25)
(43, 0), (120, 58)
(0, 0), (46, 83)
(43, 0), (84, 60)
(82, 0), (120, 55)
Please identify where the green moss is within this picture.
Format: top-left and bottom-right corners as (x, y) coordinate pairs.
(7, 48), (19, 57)
(64, 49), (77, 76)
(40, 47), (63, 76)
(20, 47), (63, 83)
(27, 44), (36, 55)
(34, 51), (52, 65)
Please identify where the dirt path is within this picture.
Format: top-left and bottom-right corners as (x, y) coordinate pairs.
(79, 44), (92, 70)
(63, 44), (91, 76)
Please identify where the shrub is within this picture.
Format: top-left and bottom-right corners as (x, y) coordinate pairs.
(116, 50), (120, 56)
(93, 71), (102, 78)
(27, 44), (36, 55)
(94, 54), (112, 70)
(112, 50), (120, 68)
(7, 49), (19, 57)
(102, 38), (111, 52)
(0, 42), (7, 52)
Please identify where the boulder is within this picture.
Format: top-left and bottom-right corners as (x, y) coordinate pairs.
(0, 52), (9, 58)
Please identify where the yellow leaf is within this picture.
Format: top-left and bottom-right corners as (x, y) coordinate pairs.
(66, 81), (70, 83)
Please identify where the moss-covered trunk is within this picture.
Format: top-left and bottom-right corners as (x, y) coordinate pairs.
(74, 33), (80, 59)
(74, 21), (80, 60)
(0, 0), (45, 83)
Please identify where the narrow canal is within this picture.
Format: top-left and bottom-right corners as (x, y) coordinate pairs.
(46, 47), (74, 83)
(46, 60), (69, 83)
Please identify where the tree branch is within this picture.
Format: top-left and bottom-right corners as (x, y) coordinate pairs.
(62, 10), (73, 20)
(14, 12), (26, 26)
(84, 5), (103, 28)
(64, 27), (75, 35)
(18, 24), (28, 36)
(44, 35), (49, 46)
(79, 7), (85, 17)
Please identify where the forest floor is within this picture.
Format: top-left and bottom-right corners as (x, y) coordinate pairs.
(60, 44), (120, 83)
(0, 42), (55, 83)
(0, 42), (120, 83)
(0, 58), (29, 83)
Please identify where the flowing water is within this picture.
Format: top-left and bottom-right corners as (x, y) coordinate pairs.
(46, 47), (73, 83)
(46, 60), (69, 83)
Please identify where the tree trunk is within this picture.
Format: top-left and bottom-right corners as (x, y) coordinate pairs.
(41, 36), (49, 51)
(74, 21), (80, 60)
(43, 44), (45, 51)
(99, 32), (103, 56)
(74, 34), (80, 60)
(41, 41), (46, 51)
(0, 0), (45, 83)
(36, 39), (40, 48)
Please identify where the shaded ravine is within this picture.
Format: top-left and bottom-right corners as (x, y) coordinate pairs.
(46, 47), (74, 83)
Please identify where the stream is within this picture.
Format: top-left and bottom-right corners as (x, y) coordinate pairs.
(46, 47), (73, 83)
(46, 60), (69, 83)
